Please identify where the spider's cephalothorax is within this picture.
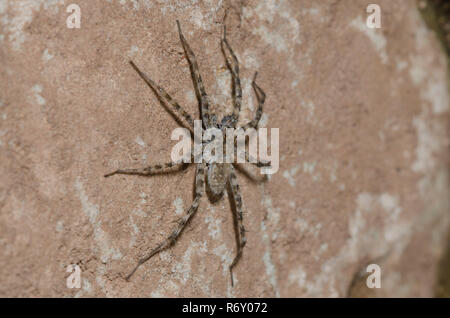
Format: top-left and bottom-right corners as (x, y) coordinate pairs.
(105, 21), (269, 286)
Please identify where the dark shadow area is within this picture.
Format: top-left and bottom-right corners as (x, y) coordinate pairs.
(435, 232), (450, 297)
(420, 0), (450, 298)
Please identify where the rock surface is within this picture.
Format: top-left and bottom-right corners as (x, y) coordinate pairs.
(0, 0), (449, 297)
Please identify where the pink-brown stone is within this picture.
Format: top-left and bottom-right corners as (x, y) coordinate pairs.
(0, 0), (448, 297)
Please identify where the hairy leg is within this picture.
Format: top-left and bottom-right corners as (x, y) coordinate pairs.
(104, 161), (184, 178)
(126, 163), (205, 281)
(228, 164), (246, 286)
(129, 60), (194, 131)
(221, 26), (242, 127)
(176, 20), (211, 128)
(242, 72), (266, 130)
(245, 151), (271, 168)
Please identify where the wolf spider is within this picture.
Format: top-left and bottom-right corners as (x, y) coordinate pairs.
(105, 21), (269, 286)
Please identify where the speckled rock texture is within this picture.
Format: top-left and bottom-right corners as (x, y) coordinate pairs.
(0, 0), (449, 297)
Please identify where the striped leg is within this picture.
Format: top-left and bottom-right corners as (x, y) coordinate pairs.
(221, 26), (241, 127)
(126, 163), (205, 281)
(129, 60), (194, 131)
(233, 142), (271, 168)
(245, 151), (271, 168)
(176, 20), (211, 128)
(104, 161), (184, 178)
(228, 165), (246, 286)
(242, 72), (266, 130)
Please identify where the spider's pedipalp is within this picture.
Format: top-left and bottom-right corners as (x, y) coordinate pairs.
(242, 72), (266, 130)
(176, 20), (211, 128)
(104, 161), (184, 177)
(221, 26), (241, 127)
(129, 60), (195, 132)
(126, 163), (206, 281)
(228, 164), (246, 286)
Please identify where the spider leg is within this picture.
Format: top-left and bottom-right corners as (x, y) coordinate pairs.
(176, 20), (211, 128)
(221, 26), (241, 127)
(129, 60), (194, 132)
(228, 164), (246, 286)
(104, 161), (184, 178)
(245, 151), (271, 168)
(242, 72), (265, 130)
(126, 163), (205, 281)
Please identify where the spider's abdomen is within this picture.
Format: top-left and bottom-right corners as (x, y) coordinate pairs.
(207, 163), (229, 197)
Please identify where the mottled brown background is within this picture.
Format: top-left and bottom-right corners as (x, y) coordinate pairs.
(0, 0), (449, 297)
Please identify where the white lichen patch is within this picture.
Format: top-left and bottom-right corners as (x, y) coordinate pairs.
(3, 0), (63, 50)
(127, 45), (141, 57)
(241, 77), (255, 112)
(396, 59), (408, 72)
(139, 192), (147, 204)
(262, 195), (280, 226)
(75, 178), (122, 263)
(260, 220), (280, 297)
(135, 136), (146, 147)
(288, 266), (307, 289)
(128, 215), (140, 247)
(282, 165), (300, 187)
(242, 49), (260, 70)
(379, 193), (402, 221)
(117, 0), (146, 10)
(42, 48), (53, 62)
(173, 197), (184, 215)
(254, 0), (302, 49)
(190, 7), (205, 30)
(31, 84), (46, 106)
(185, 89), (196, 104)
(212, 243), (233, 275)
(301, 100), (315, 123)
(303, 161), (316, 174)
(132, 207), (147, 218)
(254, 24), (288, 53)
(302, 7), (320, 17)
(411, 116), (445, 174)
(172, 241), (207, 285)
(55, 220), (64, 232)
(212, 67), (232, 109)
(74, 278), (93, 298)
(204, 205), (221, 239)
(249, 0), (305, 85)
(289, 191), (403, 296)
(408, 14), (449, 114)
(409, 53), (449, 114)
(349, 16), (388, 64)
(0, 1), (7, 14)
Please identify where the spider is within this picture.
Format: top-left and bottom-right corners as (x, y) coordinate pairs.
(105, 21), (270, 286)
